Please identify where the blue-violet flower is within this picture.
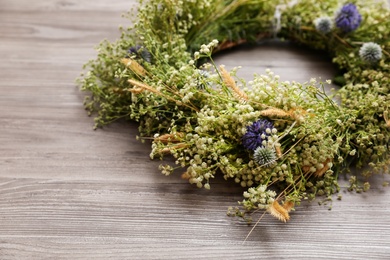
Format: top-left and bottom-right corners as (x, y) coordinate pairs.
(128, 45), (152, 63)
(196, 69), (210, 89)
(242, 119), (273, 150)
(335, 3), (362, 33)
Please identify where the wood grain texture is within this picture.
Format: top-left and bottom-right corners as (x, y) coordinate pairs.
(1, 0), (390, 259)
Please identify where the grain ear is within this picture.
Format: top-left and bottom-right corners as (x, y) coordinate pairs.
(121, 58), (146, 76)
(282, 201), (295, 212)
(219, 65), (248, 101)
(268, 201), (290, 222)
(260, 108), (291, 118)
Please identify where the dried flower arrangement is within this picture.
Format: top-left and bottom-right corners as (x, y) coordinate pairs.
(78, 0), (390, 223)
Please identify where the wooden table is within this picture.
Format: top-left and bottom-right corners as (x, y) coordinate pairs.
(1, 1), (389, 259)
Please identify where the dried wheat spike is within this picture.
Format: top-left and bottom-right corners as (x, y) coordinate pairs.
(282, 201), (295, 212)
(127, 79), (159, 95)
(160, 143), (188, 154)
(181, 172), (191, 180)
(260, 108), (291, 118)
(219, 65), (248, 101)
(275, 146), (283, 157)
(154, 133), (184, 144)
(290, 107), (314, 122)
(268, 200), (290, 222)
(121, 58), (146, 76)
(129, 86), (144, 94)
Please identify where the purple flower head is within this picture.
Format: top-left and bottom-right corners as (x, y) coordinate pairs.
(128, 45), (152, 63)
(335, 3), (362, 33)
(128, 45), (141, 54)
(242, 119), (273, 151)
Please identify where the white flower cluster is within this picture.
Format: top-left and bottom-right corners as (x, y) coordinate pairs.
(193, 39), (220, 59)
(241, 185), (276, 211)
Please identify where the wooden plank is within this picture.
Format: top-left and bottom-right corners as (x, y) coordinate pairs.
(0, 178), (389, 259)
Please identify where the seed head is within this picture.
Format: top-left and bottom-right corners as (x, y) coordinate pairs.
(359, 42), (382, 63)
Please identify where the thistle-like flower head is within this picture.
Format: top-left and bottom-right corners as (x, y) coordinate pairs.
(242, 119), (273, 150)
(335, 3), (362, 33)
(359, 42), (382, 63)
(314, 17), (333, 34)
(128, 45), (152, 63)
(196, 69), (210, 89)
(254, 146), (277, 166)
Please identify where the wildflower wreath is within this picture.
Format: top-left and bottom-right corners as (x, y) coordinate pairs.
(79, 0), (390, 223)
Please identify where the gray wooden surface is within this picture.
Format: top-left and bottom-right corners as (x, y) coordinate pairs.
(1, 1), (390, 259)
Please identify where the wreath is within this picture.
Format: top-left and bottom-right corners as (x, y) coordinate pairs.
(78, 0), (390, 223)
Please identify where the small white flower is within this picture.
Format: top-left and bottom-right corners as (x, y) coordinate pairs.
(194, 51), (200, 59)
